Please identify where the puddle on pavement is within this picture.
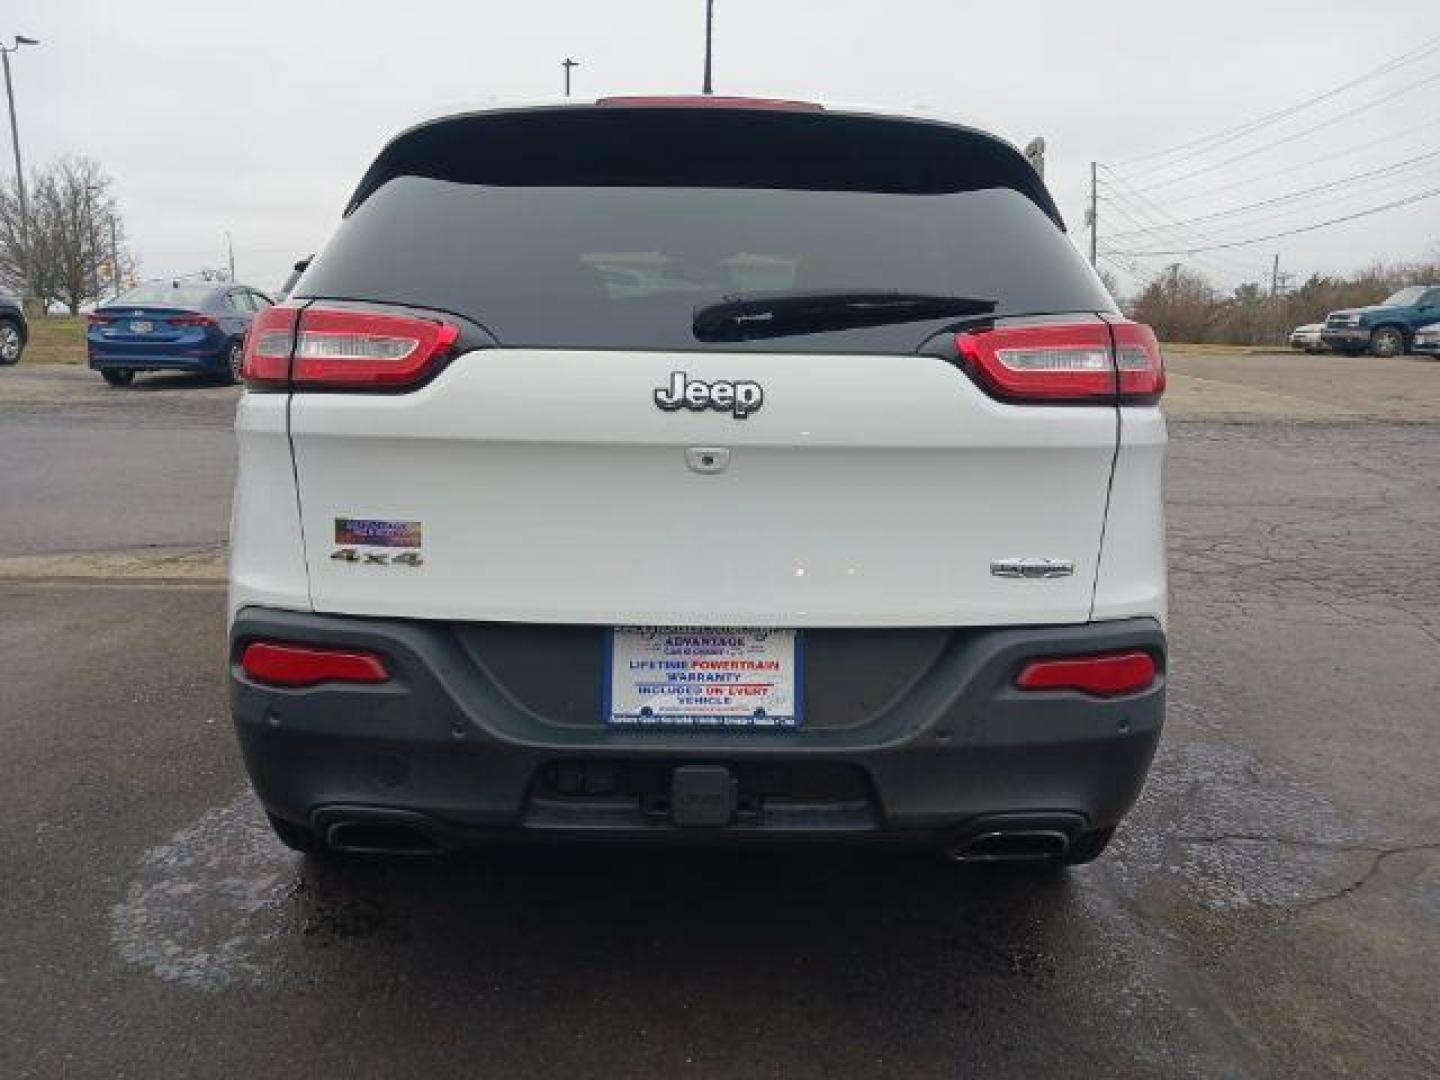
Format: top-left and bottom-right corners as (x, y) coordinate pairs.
(110, 792), (303, 990)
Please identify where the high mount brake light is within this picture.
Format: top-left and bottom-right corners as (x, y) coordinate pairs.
(1015, 651), (1158, 698)
(596, 95), (824, 111)
(240, 640), (390, 688)
(241, 305), (459, 391)
(954, 321), (1165, 404)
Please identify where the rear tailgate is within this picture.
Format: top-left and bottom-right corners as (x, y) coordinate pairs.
(284, 103), (1121, 627)
(291, 347), (1114, 626)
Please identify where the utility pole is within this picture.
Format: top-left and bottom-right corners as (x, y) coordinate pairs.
(226, 230), (236, 283)
(109, 215), (120, 297)
(1, 35), (40, 295)
(1088, 161), (1098, 268)
(562, 57), (579, 97)
(702, 0), (714, 94)
(1269, 252), (1280, 298)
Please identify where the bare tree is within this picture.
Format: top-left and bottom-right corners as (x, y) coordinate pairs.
(0, 155), (136, 312)
(1131, 264), (1220, 343)
(1097, 266), (1122, 304)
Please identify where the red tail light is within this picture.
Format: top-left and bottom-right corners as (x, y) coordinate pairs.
(87, 313), (113, 325)
(169, 314), (218, 328)
(1110, 320), (1166, 403)
(241, 304), (299, 388)
(954, 320), (1165, 404)
(241, 305), (458, 391)
(291, 308), (460, 390)
(240, 640), (390, 688)
(1015, 651), (1158, 697)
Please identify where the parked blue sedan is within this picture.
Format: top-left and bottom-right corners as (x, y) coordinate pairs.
(87, 280), (273, 387)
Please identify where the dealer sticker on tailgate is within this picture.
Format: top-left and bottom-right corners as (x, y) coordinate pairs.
(606, 627), (802, 730)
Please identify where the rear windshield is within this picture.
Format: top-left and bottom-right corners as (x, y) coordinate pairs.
(112, 282), (216, 308)
(299, 108), (1112, 353)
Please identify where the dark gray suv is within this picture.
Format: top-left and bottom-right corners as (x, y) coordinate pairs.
(0, 293), (28, 364)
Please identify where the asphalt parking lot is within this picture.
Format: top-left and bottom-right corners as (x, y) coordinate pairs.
(2, 352), (1438, 1078)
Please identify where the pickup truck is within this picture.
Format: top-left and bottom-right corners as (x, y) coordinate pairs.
(1321, 285), (1440, 357)
(0, 293), (28, 364)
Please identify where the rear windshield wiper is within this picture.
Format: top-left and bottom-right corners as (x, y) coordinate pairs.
(692, 290), (996, 342)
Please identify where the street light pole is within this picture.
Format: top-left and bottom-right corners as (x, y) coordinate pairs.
(562, 57), (579, 97)
(1, 35), (39, 295)
(702, 0), (714, 94)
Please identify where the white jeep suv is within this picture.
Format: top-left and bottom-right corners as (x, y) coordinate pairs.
(229, 97), (1167, 864)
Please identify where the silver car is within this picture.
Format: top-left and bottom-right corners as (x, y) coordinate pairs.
(1413, 322), (1440, 357)
(1288, 323), (1326, 354)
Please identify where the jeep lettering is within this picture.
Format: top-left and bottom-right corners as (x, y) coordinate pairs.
(655, 371), (764, 418)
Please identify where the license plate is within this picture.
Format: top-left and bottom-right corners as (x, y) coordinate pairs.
(130, 319), (153, 333)
(606, 627), (802, 729)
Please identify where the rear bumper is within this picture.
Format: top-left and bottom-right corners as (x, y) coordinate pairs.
(89, 346), (227, 372)
(230, 607), (1165, 847)
(1320, 328), (1368, 347)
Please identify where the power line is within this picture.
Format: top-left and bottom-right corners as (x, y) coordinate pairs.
(1163, 166), (1440, 239)
(1097, 170), (1261, 272)
(1098, 240), (1268, 286)
(1095, 217), (1266, 282)
(1114, 33), (1440, 172)
(1107, 185), (1440, 256)
(1115, 68), (1440, 193)
(1098, 253), (1164, 288)
(1156, 116), (1440, 206)
(1193, 169), (1440, 236)
(1101, 149), (1440, 240)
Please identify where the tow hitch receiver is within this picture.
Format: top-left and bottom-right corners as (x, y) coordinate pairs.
(671, 766), (738, 827)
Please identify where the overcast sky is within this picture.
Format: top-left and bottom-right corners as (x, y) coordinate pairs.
(8, 0), (1440, 296)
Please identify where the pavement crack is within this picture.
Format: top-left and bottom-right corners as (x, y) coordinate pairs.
(1291, 844), (1440, 912)
(1173, 833), (1440, 911)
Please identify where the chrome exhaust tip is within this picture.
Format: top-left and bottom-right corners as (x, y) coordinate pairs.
(323, 819), (441, 856)
(950, 829), (1070, 863)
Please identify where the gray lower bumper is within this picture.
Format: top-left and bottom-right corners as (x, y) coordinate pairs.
(1321, 328), (1368, 346)
(230, 608), (1165, 846)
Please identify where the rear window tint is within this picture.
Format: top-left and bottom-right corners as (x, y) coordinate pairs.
(112, 282), (216, 308)
(299, 108), (1113, 353)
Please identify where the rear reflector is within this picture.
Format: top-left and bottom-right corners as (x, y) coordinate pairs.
(1015, 651), (1158, 697)
(597, 95), (824, 111)
(955, 320), (1165, 404)
(240, 641), (390, 688)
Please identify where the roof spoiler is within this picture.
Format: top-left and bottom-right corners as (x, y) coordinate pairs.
(344, 105), (1066, 230)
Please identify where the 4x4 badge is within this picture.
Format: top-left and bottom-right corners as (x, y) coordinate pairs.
(655, 371), (763, 419)
(330, 548), (424, 566)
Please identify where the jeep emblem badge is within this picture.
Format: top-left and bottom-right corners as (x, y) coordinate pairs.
(654, 371), (764, 419)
